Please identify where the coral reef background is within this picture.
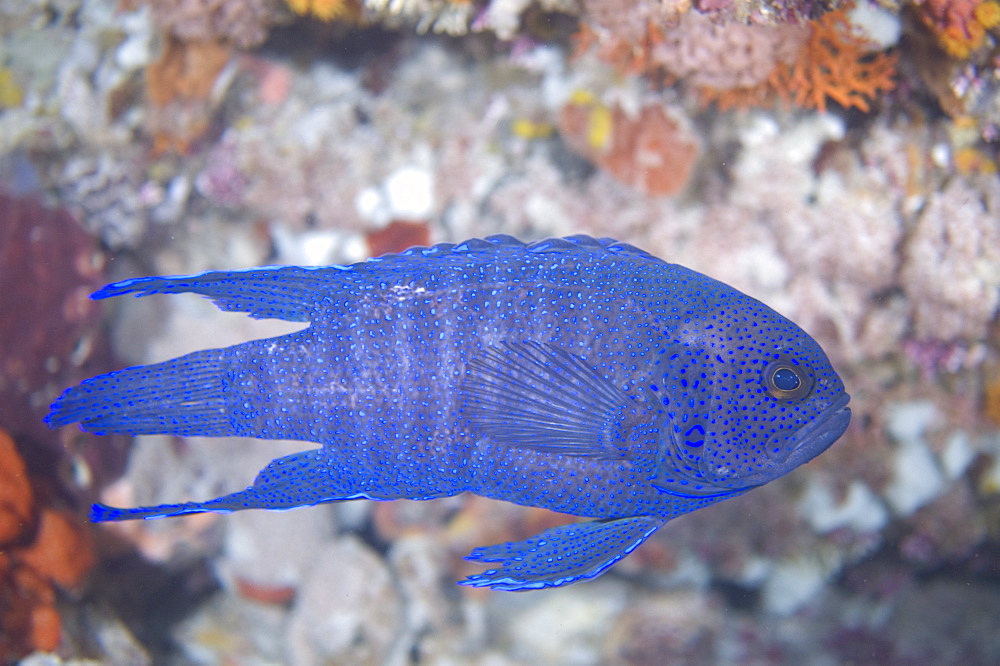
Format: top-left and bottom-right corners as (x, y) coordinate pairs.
(1, 0), (999, 662)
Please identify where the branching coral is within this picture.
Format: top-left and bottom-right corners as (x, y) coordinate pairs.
(783, 6), (899, 111)
(699, 7), (898, 111)
(577, 5), (897, 113)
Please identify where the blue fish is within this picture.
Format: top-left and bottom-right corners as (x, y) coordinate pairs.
(47, 236), (850, 590)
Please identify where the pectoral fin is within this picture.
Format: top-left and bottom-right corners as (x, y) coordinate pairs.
(461, 341), (644, 459)
(460, 514), (664, 591)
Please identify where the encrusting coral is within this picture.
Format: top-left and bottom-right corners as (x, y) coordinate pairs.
(0, 191), (111, 450)
(145, 36), (233, 154)
(899, 176), (1000, 342)
(285, 0), (359, 21)
(0, 430), (96, 662)
(143, 0), (291, 154)
(914, 0), (1000, 58)
(0, 431), (33, 547)
(576, 9), (809, 91)
(558, 92), (700, 196)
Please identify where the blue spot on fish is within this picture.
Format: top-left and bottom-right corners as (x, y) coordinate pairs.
(46, 235), (850, 591)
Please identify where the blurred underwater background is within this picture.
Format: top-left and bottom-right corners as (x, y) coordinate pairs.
(2, 0), (1000, 663)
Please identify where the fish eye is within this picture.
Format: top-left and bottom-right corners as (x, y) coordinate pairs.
(763, 360), (814, 401)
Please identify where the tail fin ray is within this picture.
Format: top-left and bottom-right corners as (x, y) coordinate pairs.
(45, 348), (234, 437)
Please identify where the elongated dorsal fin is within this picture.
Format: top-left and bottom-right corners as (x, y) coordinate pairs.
(88, 236), (660, 323)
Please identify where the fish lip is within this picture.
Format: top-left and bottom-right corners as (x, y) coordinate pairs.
(779, 392), (852, 464)
(727, 393), (851, 491)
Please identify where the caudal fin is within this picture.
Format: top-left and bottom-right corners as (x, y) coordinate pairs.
(45, 348), (235, 437)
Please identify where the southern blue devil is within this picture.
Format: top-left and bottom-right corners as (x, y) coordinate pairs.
(47, 236), (851, 590)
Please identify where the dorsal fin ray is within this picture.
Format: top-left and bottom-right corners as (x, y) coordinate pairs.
(89, 236), (659, 323)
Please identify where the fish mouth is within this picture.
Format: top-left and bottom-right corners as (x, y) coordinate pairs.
(767, 393), (852, 466)
(726, 393), (851, 492)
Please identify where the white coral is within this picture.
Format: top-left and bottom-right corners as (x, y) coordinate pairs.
(901, 177), (1000, 341)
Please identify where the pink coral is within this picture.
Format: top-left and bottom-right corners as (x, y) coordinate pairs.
(577, 0), (665, 47)
(652, 11), (809, 90)
(576, 6), (809, 90)
(148, 0), (286, 49)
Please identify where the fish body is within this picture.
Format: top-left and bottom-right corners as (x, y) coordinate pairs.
(47, 236), (851, 590)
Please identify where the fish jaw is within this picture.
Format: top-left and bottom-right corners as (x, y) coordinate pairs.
(716, 392), (852, 491)
(769, 393), (852, 467)
(649, 391), (851, 499)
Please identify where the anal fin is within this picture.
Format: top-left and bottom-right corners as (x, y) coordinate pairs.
(460, 515), (664, 591)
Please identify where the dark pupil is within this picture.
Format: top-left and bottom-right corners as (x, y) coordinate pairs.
(772, 367), (801, 391)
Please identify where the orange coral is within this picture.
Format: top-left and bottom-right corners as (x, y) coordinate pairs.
(986, 368), (1000, 425)
(0, 429), (95, 662)
(699, 7), (898, 112)
(17, 508), (96, 591)
(285, 0), (357, 20)
(576, 6), (897, 113)
(916, 0), (1000, 59)
(146, 36), (233, 154)
(558, 93), (700, 197)
(366, 220), (432, 257)
(0, 431), (33, 544)
(777, 8), (898, 112)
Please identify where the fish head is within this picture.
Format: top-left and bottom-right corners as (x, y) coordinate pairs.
(648, 301), (851, 499)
